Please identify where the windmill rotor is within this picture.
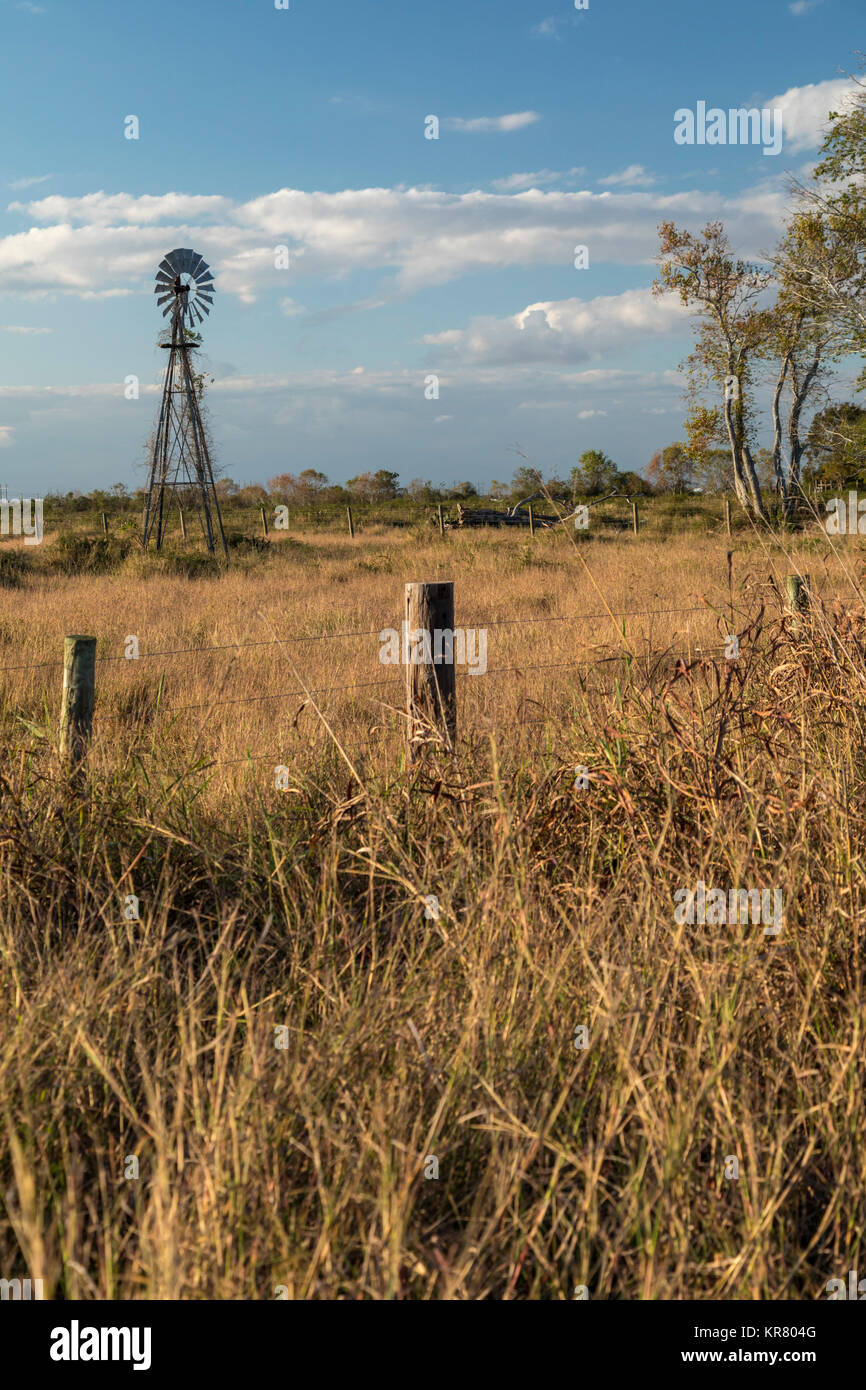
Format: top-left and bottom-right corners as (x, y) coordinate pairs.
(154, 247), (216, 327)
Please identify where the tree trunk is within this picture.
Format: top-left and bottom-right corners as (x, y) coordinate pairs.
(722, 393), (751, 509)
(741, 443), (768, 520)
(770, 354), (791, 504)
(785, 351), (821, 518)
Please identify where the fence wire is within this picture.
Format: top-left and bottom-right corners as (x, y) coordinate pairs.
(0, 603), (731, 676)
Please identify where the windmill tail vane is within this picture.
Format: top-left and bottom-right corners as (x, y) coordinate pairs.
(142, 249), (228, 558)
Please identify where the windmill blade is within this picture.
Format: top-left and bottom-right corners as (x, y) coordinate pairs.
(153, 249), (213, 326)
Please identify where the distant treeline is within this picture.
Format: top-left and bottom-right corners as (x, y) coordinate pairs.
(32, 403), (866, 516)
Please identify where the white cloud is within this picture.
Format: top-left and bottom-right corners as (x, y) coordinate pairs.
(443, 112), (541, 133)
(280, 298), (305, 317)
(8, 174), (51, 190)
(578, 409), (607, 418)
(767, 76), (856, 152)
(533, 18), (557, 37)
(491, 167), (584, 191)
(598, 164), (656, 188)
(0, 364), (683, 405)
(1, 324), (52, 334)
(789, 0), (822, 13)
(11, 190), (231, 225)
(422, 288), (691, 365)
(1, 181), (791, 302)
(0, 426), (15, 447)
(433, 414), (452, 423)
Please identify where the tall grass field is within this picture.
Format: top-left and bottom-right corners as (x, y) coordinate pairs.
(1, 509), (864, 1299)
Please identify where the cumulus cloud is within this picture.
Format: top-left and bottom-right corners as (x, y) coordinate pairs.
(0, 426), (15, 447)
(422, 288), (691, 365)
(1, 182), (792, 303)
(767, 76), (856, 152)
(11, 191), (231, 225)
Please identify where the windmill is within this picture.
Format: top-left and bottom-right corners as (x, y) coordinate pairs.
(142, 248), (228, 558)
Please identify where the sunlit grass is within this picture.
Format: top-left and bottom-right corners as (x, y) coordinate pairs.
(1, 519), (865, 1298)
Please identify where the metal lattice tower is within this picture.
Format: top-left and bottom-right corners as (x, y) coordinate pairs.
(142, 248), (228, 558)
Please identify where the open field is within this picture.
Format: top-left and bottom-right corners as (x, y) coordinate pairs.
(1, 516), (866, 1298)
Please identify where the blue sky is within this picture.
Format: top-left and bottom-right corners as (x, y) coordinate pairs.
(0, 0), (863, 493)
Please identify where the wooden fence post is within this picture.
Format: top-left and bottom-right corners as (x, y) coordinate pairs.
(786, 573), (810, 634)
(260, 504), (269, 538)
(101, 512), (108, 537)
(528, 504), (535, 538)
(60, 635), (96, 765)
(438, 503), (445, 538)
(347, 505), (355, 539)
(405, 581), (457, 762)
(179, 507), (186, 540)
(632, 501), (639, 536)
(725, 496), (732, 538)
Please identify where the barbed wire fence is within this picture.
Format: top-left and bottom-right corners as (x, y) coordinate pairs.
(0, 575), (788, 774)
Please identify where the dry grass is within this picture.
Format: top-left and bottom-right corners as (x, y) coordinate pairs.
(1, 520), (865, 1299)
